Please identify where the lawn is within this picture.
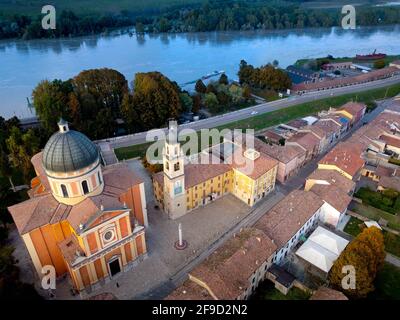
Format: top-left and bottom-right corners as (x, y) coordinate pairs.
(114, 142), (152, 160)
(384, 231), (400, 258)
(344, 217), (363, 237)
(355, 187), (400, 215)
(350, 202), (400, 231)
(369, 263), (400, 300)
(252, 281), (311, 300)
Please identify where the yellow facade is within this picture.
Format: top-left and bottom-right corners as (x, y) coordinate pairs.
(153, 163), (277, 213)
(317, 163), (353, 180)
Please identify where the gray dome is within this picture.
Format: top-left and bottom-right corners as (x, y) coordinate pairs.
(42, 129), (99, 173)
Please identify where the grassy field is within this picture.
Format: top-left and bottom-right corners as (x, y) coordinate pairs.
(369, 263), (400, 300)
(0, 0), (205, 16)
(344, 217), (363, 237)
(114, 82), (400, 160)
(343, 216), (400, 257)
(295, 54), (400, 68)
(350, 202), (400, 231)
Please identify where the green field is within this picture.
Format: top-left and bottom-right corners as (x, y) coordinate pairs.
(350, 202), (400, 231)
(344, 217), (364, 237)
(114, 82), (400, 160)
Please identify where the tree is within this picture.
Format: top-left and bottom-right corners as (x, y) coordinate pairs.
(192, 94), (202, 113)
(374, 59), (386, 69)
(94, 108), (117, 139)
(179, 92), (193, 113)
(135, 21), (145, 34)
(32, 79), (72, 135)
(219, 73), (229, 85)
(204, 92), (219, 113)
(121, 93), (142, 133)
(206, 83), (217, 94)
(0, 147), (14, 192)
(6, 127), (40, 182)
(242, 84), (252, 100)
(329, 226), (385, 299)
(272, 59), (279, 67)
(127, 72), (183, 130)
(195, 79), (207, 94)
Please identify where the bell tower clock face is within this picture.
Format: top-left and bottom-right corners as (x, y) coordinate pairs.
(174, 180), (183, 195)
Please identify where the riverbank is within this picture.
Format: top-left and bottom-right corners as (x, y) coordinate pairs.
(2, 25), (400, 119)
(2, 1), (400, 40)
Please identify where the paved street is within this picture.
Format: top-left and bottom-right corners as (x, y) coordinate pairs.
(96, 75), (400, 150)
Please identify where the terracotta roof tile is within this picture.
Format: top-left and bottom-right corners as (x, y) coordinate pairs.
(255, 190), (324, 248)
(310, 184), (352, 213)
(165, 280), (213, 300)
(318, 142), (365, 178)
(307, 169), (355, 194)
(189, 228), (276, 300)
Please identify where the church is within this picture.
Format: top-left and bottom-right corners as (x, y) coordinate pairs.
(8, 119), (148, 292)
(153, 121), (279, 219)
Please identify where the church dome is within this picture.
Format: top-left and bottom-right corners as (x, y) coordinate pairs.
(42, 119), (99, 173)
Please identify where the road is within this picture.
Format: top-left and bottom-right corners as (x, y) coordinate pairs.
(99, 74), (400, 150)
(133, 98), (392, 299)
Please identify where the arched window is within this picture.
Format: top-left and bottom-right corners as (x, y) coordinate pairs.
(82, 180), (89, 195)
(61, 184), (69, 198)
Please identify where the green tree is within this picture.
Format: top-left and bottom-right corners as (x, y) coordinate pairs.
(32, 79), (72, 135)
(135, 21), (145, 34)
(0, 147), (14, 192)
(195, 79), (207, 94)
(6, 127), (40, 182)
(204, 92), (219, 113)
(121, 93), (142, 133)
(179, 92), (193, 113)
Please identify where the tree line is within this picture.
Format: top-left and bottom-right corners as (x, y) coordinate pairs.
(2, 1), (400, 40)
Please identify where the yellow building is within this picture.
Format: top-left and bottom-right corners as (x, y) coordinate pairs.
(8, 120), (148, 292)
(153, 122), (278, 219)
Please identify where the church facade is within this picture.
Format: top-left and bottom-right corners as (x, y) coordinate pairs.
(8, 120), (148, 292)
(153, 122), (279, 220)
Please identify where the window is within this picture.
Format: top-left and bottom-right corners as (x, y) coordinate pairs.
(174, 162), (180, 171)
(165, 161), (169, 170)
(61, 184), (69, 198)
(82, 180), (89, 195)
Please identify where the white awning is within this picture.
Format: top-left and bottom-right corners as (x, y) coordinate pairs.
(296, 226), (349, 273)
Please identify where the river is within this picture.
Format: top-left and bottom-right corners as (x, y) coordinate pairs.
(0, 25), (400, 119)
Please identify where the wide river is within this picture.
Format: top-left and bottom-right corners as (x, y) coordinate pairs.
(1, 25), (400, 119)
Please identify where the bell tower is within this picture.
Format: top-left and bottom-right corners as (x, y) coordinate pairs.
(163, 120), (187, 219)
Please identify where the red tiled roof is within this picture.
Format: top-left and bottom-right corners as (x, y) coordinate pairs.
(339, 102), (366, 117)
(310, 184), (352, 213)
(255, 190), (324, 248)
(307, 169), (355, 194)
(379, 134), (400, 148)
(287, 132), (320, 152)
(293, 67), (399, 92)
(189, 228), (277, 300)
(318, 142), (365, 178)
